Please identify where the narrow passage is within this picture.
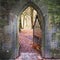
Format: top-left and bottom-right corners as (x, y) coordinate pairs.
(16, 29), (42, 60)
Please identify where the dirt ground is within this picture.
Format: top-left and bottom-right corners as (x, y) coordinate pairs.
(16, 29), (42, 60)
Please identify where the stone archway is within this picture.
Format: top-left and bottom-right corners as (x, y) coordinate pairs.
(8, 0), (48, 59)
(17, 1), (45, 56)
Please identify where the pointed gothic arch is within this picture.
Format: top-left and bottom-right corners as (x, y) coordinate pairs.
(17, 1), (45, 57)
(9, 0), (48, 59)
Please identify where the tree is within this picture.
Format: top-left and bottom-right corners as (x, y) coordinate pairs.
(30, 7), (34, 29)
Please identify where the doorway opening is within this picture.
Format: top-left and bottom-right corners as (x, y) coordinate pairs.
(19, 6), (36, 53)
(17, 6), (43, 60)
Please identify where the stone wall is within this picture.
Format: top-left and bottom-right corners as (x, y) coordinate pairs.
(0, 0), (49, 59)
(0, 6), (19, 59)
(10, 0), (48, 58)
(0, 6), (13, 59)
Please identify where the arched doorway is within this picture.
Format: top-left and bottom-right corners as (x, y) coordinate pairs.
(9, 1), (48, 59)
(19, 6), (42, 51)
(16, 2), (44, 60)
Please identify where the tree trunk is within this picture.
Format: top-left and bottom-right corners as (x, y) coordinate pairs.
(30, 7), (33, 29)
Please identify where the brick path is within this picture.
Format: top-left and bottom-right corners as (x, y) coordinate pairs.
(16, 29), (42, 60)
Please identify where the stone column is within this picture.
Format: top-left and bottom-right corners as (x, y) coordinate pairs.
(8, 13), (19, 59)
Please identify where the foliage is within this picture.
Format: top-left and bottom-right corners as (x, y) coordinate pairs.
(43, 0), (60, 25)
